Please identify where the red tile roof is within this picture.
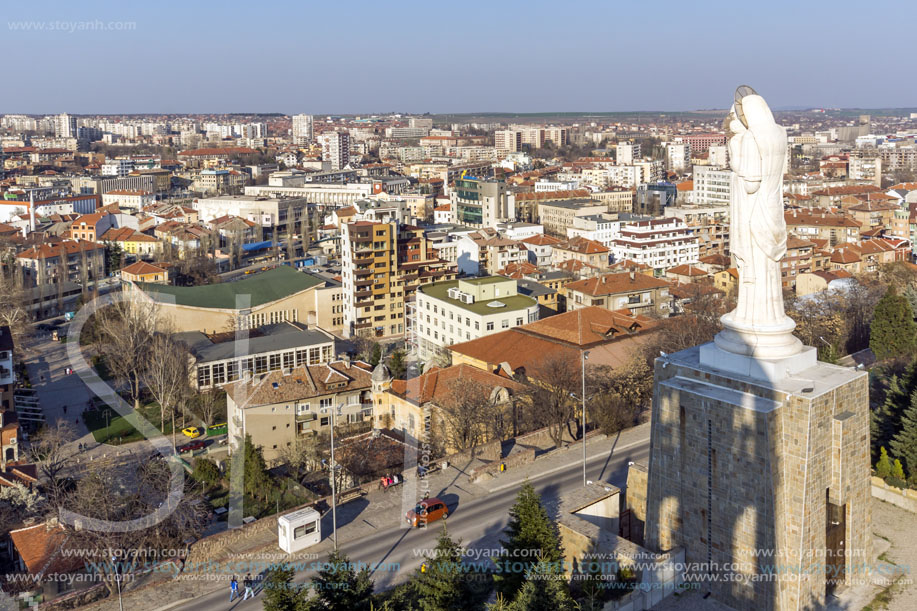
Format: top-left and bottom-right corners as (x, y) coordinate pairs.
(388, 363), (524, 405)
(566, 272), (670, 296)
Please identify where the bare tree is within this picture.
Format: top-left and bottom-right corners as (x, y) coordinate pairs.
(0, 272), (31, 346)
(27, 420), (76, 504)
(436, 378), (498, 454)
(143, 334), (190, 435)
(96, 297), (159, 410)
(526, 352), (582, 448)
(64, 459), (208, 596)
(190, 388), (226, 426)
(277, 432), (328, 482)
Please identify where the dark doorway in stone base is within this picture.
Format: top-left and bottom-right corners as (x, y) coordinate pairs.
(826, 489), (846, 597)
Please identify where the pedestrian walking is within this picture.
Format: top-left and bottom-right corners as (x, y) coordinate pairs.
(392, 473), (399, 486)
(63, 404), (67, 414)
(78, 443), (83, 452)
(242, 573), (254, 600)
(381, 476), (388, 491)
(229, 575), (238, 602)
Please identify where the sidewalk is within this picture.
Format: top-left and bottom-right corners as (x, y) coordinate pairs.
(83, 422), (652, 611)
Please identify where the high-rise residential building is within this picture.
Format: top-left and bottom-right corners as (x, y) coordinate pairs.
(320, 131), (351, 170)
(292, 114), (313, 144)
(544, 126), (568, 147)
(494, 130), (522, 154)
(450, 176), (509, 228)
(707, 145), (728, 166)
(341, 221), (456, 339)
(409, 117), (434, 130)
(665, 142), (689, 173)
(55, 113), (77, 139)
(692, 165), (733, 207)
(616, 141), (641, 165)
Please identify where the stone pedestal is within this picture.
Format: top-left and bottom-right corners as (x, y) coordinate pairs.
(644, 343), (871, 611)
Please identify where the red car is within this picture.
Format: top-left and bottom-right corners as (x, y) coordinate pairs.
(177, 440), (206, 453)
(406, 497), (449, 528)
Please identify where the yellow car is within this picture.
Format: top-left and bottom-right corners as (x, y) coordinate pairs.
(182, 427), (202, 439)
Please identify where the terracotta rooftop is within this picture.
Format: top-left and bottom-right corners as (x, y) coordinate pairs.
(557, 236), (609, 254)
(121, 261), (168, 276)
(667, 264), (708, 277)
(228, 360), (372, 408)
(9, 522), (83, 576)
(566, 272), (670, 296)
(388, 363), (524, 406)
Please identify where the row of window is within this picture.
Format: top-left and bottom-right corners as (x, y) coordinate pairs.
(196, 344), (333, 387)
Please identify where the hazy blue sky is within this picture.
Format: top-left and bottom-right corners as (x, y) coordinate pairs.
(2, 0), (914, 114)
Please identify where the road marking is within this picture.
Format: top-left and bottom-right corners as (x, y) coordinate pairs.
(487, 434), (651, 493)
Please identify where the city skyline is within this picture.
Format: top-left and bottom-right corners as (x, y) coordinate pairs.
(2, 0), (915, 114)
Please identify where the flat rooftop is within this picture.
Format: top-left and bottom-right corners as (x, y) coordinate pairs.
(420, 279), (536, 315)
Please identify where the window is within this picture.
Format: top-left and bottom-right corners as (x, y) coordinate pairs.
(320, 398), (333, 409)
(269, 354), (281, 370)
(296, 349), (308, 366)
(320, 417), (330, 426)
(293, 521), (317, 539)
(283, 352), (294, 369)
(197, 366), (211, 387)
(475, 321), (480, 330)
(486, 322), (494, 331)
(309, 347), (320, 365)
(212, 363), (226, 385)
(226, 361), (239, 382)
(255, 356), (268, 373)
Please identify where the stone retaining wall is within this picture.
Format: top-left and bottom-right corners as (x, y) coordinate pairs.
(871, 476), (917, 513)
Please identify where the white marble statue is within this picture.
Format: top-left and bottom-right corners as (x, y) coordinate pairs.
(713, 87), (803, 359)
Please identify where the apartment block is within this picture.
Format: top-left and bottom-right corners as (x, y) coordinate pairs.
(411, 276), (538, 362)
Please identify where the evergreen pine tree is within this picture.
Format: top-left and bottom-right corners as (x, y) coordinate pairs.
(370, 343), (383, 368)
(870, 286), (917, 361)
(263, 564), (309, 611)
(494, 482), (565, 600)
(876, 446), (892, 480)
(413, 525), (477, 611)
(242, 434), (276, 502)
(890, 390), (917, 480)
(308, 550), (374, 611)
(388, 350), (407, 379)
(499, 562), (575, 611)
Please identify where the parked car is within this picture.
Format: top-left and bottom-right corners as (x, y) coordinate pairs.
(182, 426), (202, 439)
(406, 497), (449, 528)
(177, 439), (206, 453)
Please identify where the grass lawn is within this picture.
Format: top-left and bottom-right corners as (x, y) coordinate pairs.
(84, 403), (177, 445)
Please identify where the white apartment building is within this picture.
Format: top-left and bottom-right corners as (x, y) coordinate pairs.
(101, 158), (134, 177)
(566, 213), (619, 248)
(320, 131), (350, 170)
(535, 180), (579, 192)
(708, 145), (728, 167)
(609, 217), (699, 271)
(101, 189), (155, 211)
(244, 183), (373, 205)
(413, 277), (538, 361)
(292, 114), (313, 144)
(617, 142), (641, 165)
(665, 142), (689, 173)
(192, 195), (309, 233)
(692, 165), (733, 207)
(55, 113), (77, 139)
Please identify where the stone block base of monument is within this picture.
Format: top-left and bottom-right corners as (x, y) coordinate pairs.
(644, 343), (871, 611)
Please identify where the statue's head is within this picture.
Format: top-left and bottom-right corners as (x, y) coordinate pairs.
(736, 87), (776, 131)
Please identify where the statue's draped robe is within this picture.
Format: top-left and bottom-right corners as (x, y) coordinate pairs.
(727, 96), (788, 328)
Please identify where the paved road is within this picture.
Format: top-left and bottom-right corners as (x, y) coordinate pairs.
(171, 432), (651, 611)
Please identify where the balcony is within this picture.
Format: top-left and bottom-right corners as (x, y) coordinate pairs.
(354, 267), (373, 276)
(355, 278), (372, 288)
(355, 289), (372, 299)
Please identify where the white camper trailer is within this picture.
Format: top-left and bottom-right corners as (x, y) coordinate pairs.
(278, 507), (321, 553)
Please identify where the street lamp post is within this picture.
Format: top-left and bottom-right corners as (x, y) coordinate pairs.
(582, 350), (589, 487)
(322, 404), (342, 551)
